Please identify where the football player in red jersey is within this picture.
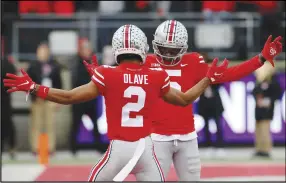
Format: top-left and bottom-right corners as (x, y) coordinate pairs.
(144, 20), (283, 181)
(3, 24), (229, 181)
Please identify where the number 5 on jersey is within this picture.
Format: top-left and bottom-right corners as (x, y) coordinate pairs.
(165, 70), (182, 91)
(121, 86), (146, 127)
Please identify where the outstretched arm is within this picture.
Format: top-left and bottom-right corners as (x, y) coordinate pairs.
(213, 35), (283, 84)
(212, 55), (263, 84)
(34, 81), (99, 105)
(162, 58), (228, 106)
(194, 35), (283, 84)
(3, 69), (99, 105)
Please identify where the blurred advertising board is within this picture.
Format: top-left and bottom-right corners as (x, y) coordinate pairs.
(76, 72), (285, 145)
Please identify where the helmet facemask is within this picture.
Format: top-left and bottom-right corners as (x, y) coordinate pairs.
(152, 40), (188, 66)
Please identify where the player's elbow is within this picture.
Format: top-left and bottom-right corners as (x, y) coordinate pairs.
(180, 103), (188, 107)
(178, 99), (189, 107)
(61, 100), (72, 105)
(182, 101), (190, 107)
(173, 95), (190, 107)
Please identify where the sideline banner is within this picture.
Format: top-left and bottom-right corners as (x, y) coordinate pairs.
(76, 72), (285, 145)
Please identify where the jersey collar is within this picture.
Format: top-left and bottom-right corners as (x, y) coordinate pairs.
(119, 62), (143, 69)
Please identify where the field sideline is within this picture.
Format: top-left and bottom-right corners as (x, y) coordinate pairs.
(2, 147), (285, 181)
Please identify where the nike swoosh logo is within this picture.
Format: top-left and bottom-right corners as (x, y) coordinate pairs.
(18, 80), (29, 86)
(214, 72), (222, 76)
(181, 64), (188, 67)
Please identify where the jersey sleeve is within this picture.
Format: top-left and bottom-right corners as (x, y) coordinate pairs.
(160, 70), (171, 96)
(188, 53), (209, 84)
(212, 55), (263, 84)
(91, 66), (106, 95)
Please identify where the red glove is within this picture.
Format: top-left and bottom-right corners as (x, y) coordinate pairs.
(83, 54), (99, 77)
(3, 69), (35, 93)
(261, 35), (283, 67)
(206, 58), (229, 83)
(3, 69), (49, 99)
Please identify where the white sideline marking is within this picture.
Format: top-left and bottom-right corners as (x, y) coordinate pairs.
(201, 176), (286, 181)
(2, 164), (46, 181)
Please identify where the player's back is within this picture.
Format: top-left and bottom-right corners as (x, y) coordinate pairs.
(91, 62), (170, 141)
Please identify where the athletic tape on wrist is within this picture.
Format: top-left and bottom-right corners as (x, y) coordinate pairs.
(259, 54), (267, 63)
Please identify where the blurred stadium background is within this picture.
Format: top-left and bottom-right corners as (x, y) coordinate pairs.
(1, 1), (285, 181)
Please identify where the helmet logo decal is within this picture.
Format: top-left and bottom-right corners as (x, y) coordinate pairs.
(123, 24), (131, 48)
(167, 20), (177, 43)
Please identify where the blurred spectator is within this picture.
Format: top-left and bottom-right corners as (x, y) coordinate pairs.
(202, 1), (235, 23)
(156, 1), (193, 14)
(19, 1), (51, 15)
(1, 56), (17, 159)
(101, 45), (116, 66)
(70, 39), (102, 155)
(125, 1), (151, 12)
(153, 1), (171, 18)
(53, 1), (75, 17)
(197, 53), (225, 158)
(19, 1), (74, 16)
(149, 1), (192, 20)
(27, 42), (62, 155)
(256, 1), (282, 48)
(235, 1), (259, 12)
(252, 62), (282, 158)
(75, 1), (98, 12)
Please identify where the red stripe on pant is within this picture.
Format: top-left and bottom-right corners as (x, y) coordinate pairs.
(88, 141), (113, 181)
(152, 145), (165, 181)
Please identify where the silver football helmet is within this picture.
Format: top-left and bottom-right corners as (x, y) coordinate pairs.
(112, 24), (149, 64)
(152, 20), (188, 66)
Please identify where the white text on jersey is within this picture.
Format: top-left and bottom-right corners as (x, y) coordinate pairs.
(123, 74), (149, 85)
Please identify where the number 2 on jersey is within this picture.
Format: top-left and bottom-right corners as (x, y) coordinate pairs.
(121, 86), (146, 127)
(165, 70), (182, 91)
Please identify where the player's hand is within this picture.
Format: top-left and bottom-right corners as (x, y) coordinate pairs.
(3, 69), (35, 93)
(261, 35), (283, 67)
(83, 54), (99, 76)
(206, 58), (229, 82)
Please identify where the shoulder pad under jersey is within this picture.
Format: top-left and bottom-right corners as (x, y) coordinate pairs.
(146, 54), (161, 68)
(103, 65), (116, 68)
(182, 52), (205, 65)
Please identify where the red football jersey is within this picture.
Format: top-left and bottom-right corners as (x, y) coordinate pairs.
(145, 53), (263, 135)
(91, 62), (171, 141)
(146, 53), (207, 135)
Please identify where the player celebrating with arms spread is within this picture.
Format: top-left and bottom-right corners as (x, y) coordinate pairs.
(3, 25), (229, 181)
(144, 20), (283, 181)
